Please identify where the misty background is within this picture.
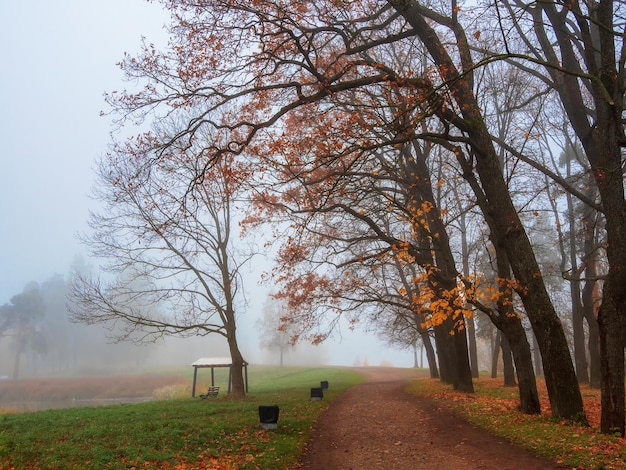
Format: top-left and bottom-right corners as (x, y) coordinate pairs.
(0, 0), (413, 378)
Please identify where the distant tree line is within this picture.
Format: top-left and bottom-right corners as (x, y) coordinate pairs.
(0, 273), (169, 380)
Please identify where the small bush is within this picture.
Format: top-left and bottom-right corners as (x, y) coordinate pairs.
(152, 384), (190, 400)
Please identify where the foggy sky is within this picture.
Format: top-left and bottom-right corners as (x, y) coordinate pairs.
(0, 1), (167, 302)
(0, 1), (414, 368)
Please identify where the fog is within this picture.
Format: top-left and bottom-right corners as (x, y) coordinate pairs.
(0, 1), (413, 379)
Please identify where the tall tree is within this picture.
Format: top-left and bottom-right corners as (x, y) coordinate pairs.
(387, 0), (582, 419)
(69, 127), (253, 396)
(497, 0), (626, 435)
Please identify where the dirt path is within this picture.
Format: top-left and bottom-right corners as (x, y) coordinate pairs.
(296, 368), (564, 469)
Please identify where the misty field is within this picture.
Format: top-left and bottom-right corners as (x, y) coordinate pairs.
(0, 373), (186, 412)
(0, 366), (362, 469)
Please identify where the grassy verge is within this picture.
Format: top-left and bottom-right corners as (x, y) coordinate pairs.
(407, 377), (626, 470)
(0, 366), (363, 469)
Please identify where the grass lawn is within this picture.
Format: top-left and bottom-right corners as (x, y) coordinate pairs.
(7, 367), (622, 469)
(0, 366), (363, 469)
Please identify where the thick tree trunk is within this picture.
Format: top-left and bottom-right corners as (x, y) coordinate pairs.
(451, 127), (545, 415)
(225, 318), (246, 397)
(452, 320), (474, 392)
(469, 121), (582, 418)
(433, 321), (454, 384)
(590, 126), (626, 435)
(493, 239), (540, 412)
(598, 286), (625, 434)
(228, 342), (246, 397)
(531, 0), (626, 435)
(472, 135), (582, 418)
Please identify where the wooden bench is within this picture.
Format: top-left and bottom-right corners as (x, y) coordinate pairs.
(199, 386), (220, 399)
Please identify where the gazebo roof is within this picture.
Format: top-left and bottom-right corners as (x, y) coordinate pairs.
(191, 357), (248, 367)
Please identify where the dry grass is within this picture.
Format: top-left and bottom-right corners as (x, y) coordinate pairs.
(0, 373), (185, 404)
(409, 377), (626, 470)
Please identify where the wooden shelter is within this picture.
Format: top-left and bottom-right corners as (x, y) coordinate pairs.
(190, 357), (249, 397)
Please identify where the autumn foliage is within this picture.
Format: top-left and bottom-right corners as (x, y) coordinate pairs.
(94, 0), (626, 433)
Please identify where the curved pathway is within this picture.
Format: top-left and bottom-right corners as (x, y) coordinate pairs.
(296, 368), (564, 469)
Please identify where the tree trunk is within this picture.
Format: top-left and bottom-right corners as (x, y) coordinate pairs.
(403, 141), (473, 393)
(452, 321), (473, 392)
(531, 333), (543, 377)
(586, 316), (601, 389)
(451, 130), (542, 415)
(582, 216), (601, 389)
(229, 347), (246, 397)
(571, 283), (589, 383)
(589, 117), (626, 434)
(589, 146), (624, 431)
(598, 286), (624, 434)
(501, 335), (516, 387)
(501, 316), (541, 414)
(491, 331), (500, 379)
(466, 316), (479, 379)
(460, 210), (479, 379)
(226, 323), (246, 397)
(420, 331), (439, 379)
(493, 237), (540, 410)
(433, 321), (454, 384)
(562, 154), (590, 385)
(469, 129), (582, 418)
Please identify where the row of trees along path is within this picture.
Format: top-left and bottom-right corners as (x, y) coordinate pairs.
(67, 0), (626, 437)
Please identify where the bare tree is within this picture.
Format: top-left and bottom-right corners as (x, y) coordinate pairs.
(69, 128), (253, 396)
(257, 297), (295, 367)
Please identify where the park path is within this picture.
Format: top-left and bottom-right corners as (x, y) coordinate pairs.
(295, 367), (564, 469)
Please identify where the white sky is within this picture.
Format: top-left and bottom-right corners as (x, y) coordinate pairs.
(0, 0), (414, 368)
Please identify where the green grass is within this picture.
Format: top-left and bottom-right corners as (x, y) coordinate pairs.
(0, 366), (363, 469)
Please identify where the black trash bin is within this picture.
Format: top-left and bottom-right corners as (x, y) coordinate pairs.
(259, 405), (280, 429)
(310, 387), (324, 401)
